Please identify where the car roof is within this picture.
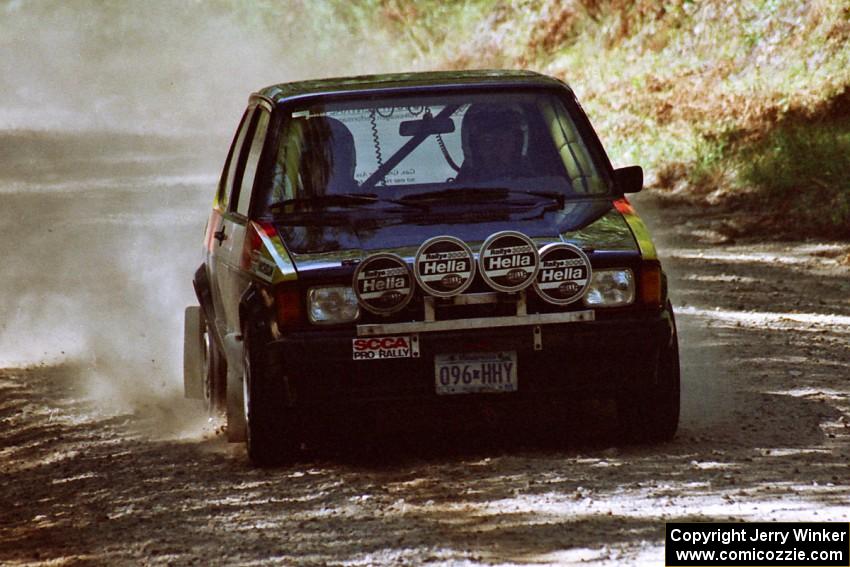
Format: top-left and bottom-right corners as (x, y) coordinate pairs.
(256, 70), (570, 104)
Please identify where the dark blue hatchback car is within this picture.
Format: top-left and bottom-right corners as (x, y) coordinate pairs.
(183, 70), (679, 465)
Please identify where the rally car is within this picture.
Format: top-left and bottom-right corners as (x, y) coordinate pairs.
(183, 70), (679, 464)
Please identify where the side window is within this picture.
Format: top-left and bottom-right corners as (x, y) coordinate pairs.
(218, 107), (255, 211)
(235, 108), (271, 216)
(268, 119), (302, 205)
(538, 98), (605, 195)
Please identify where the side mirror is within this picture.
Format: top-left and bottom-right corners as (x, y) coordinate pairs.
(613, 165), (643, 194)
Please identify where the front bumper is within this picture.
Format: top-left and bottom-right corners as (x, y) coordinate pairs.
(262, 308), (674, 408)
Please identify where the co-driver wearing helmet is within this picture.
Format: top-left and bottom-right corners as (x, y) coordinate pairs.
(454, 105), (531, 184)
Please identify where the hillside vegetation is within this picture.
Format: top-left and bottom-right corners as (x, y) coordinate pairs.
(324, 0), (850, 238)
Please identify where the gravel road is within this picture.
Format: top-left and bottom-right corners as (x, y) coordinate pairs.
(1, 133), (848, 566)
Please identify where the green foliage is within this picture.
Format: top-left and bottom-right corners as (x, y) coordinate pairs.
(741, 118), (850, 235)
(690, 129), (734, 189)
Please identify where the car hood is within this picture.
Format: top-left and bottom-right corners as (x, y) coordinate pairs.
(275, 199), (639, 272)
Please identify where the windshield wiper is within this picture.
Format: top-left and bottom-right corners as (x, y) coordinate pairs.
(517, 189), (566, 208)
(269, 193), (427, 214)
(271, 193), (379, 208)
(400, 187), (565, 208)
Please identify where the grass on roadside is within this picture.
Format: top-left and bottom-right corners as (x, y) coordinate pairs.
(740, 117), (850, 237)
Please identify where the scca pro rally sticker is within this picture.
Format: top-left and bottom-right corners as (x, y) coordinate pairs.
(352, 335), (420, 360)
(478, 231), (540, 292)
(414, 236), (476, 297)
(533, 243), (592, 305)
(353, 253), (414, 315)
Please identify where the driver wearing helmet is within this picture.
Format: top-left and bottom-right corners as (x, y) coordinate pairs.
(268, 116), (357, 205)
(454, 105), (530, 183)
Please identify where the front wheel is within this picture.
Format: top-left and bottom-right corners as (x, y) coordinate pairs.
(617, 308), (681, 443)
(242, 322), (300, 466)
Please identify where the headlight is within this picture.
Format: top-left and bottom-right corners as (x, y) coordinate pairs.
(583, 269), (635, 307)
(307, 286), (360, 324)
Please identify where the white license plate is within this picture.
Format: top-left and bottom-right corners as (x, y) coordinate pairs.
(434, 351), (518, 395)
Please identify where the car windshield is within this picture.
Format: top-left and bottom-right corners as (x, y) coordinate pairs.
(259, 90), (610, 216)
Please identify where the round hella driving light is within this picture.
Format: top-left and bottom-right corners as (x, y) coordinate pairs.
(414, 235), (476, 297)
(478, 231), (539, 293)
(583, 269), (635, 307)
(307, 286), (360, 324)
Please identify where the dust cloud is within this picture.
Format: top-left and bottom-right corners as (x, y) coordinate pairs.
(0, 1), (393, 437)
(0, 0), (393, 134)
(631, 193), (736, 430)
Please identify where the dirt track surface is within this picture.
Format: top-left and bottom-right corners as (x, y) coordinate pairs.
(1, 134), (849, 566)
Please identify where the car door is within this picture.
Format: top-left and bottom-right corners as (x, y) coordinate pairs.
(208, 107), (252, 341)
(213, 102), (272, 337)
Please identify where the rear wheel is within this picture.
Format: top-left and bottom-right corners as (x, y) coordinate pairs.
(243, 321), (300, 466)
(183, 306), (205, 400)
(617, 307), (680, 443)
(201, 316), (227, 416)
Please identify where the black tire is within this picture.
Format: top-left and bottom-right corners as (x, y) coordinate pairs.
(202, 313), (227, 416)
(617, 307), (681, 443)
(242, 321), (300, 466)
